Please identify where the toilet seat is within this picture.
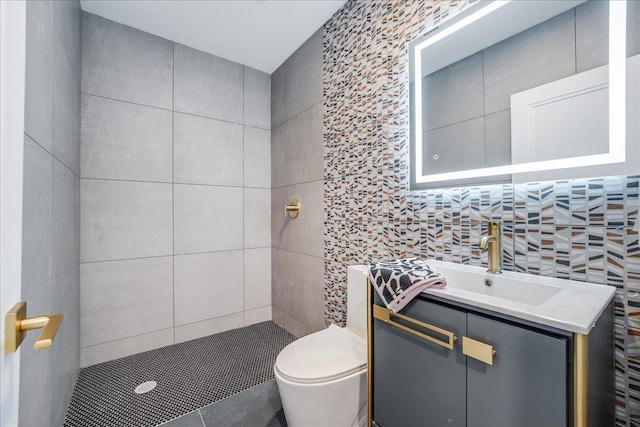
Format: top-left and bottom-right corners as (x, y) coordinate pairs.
(275, 324), (366, 384)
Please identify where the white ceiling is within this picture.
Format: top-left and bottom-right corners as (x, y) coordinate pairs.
(80, 0), (346, 74)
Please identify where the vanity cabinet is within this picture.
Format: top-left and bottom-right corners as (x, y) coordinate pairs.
(465, 313), (566, 426)
(369, 294), (613, 427)
(373, 300), (467, 426)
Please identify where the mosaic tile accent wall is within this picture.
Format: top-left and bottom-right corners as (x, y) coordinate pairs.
(322, 1), (640, 424)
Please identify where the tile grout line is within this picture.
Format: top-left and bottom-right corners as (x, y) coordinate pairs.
(79, 91), (271, 132)
(172, 41), (176, 345)
(82, 175), (257, 189)
(24, 131), (80, 178)
(242, 65), (246, 326)
(80, 326), (176, 351)
(80, 305), (275, 352)
(271, 98), (323, 131)
(80, 247), (271, 265)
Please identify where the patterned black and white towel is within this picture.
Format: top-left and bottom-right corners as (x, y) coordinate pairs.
(369, 258), (447, 312)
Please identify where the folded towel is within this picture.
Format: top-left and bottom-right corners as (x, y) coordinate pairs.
(369, 258), (447, 312)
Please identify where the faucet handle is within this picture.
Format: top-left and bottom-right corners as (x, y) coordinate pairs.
(487, 221), (501, 237)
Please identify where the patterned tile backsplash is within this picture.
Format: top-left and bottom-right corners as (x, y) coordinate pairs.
(322, 1), (640, 424)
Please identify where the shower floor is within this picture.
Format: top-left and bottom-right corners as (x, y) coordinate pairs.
(64, 321), (296, 427)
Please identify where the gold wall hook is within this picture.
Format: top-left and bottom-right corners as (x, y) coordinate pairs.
(285, 198), (300, 218)
(4, 301), (63, 354)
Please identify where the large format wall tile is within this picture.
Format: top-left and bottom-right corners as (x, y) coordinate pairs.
(423, 51), (484, 131)
(173, 113), (243, 186)
(53, 0), (82, 80)
(174, 313), (244, 344)
(52, 33), (81, 174)
(272, 181), (323, 258)
(271, 28), (324, 340)
(422, 117), (485, 174)
(271, 28), (323, 128)
(244, 67), (271, 130)
(80, 256), (174, 347)
(245, 306), (272, 326)
(81, 95), (172, 182)
(23, 2), (82, 424)
(244, 188), (271, 248)
(272, 249), (324, 337)
(79, 13), (272, 365)
(174, 184), (243, 254)
(51, 160), (78, 301)
(80, 329), (174, 367)
(25, 0), (52, 150)
(81, 13), (173, 109)
(244, 126), (271, 188)
(51, 282), (79, 424)
(483, 10), (575, 114)
(50, 165), (80, 421)
(574, 1), (640, 72)
(174, 251), (244, 325)
(575, 0), (609, 73)
(81, 179), (173, 262)
(271, 60), (287, 130)
(271, 103), (323, 188)
(22, 136), (51, 311)
(174, 43), (243, 123)
(244, 248), (272, 311)
(628, 1), (640, 59)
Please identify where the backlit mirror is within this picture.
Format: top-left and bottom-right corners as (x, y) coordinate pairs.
(409, 0), (640, 190)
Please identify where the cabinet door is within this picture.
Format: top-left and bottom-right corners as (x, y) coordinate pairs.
(373, 299), (467, 427)
(466, 313), (567, 427)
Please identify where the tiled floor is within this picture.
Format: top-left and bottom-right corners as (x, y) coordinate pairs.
(160, 380), (286, 427)
(64, 321), (295, 427)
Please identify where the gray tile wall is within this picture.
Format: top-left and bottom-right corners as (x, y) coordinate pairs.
(79, 13), (272, 366)
(20, 1), (82, 425)
(271, 28), (326, 338)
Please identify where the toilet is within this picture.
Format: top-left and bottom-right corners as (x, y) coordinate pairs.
(274, 265), (369, 427)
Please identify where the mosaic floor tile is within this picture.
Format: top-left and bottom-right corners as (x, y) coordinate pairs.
(64, 322), (295, 427)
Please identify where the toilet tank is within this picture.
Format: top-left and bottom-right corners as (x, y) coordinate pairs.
(346, 265), (369, 339)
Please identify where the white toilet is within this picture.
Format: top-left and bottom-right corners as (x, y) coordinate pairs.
(274, 265), (369, 427)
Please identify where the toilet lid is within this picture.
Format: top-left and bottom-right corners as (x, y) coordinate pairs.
(275, 324), (366, 383)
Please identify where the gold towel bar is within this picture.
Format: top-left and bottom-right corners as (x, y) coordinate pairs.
(373, 305), (457, 350)
(4, 301), (63, 354)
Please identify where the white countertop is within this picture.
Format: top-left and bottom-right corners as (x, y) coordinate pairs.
(421, 260), (616, 335)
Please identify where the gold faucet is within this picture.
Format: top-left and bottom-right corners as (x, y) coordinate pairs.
(480, 221), (502, 274)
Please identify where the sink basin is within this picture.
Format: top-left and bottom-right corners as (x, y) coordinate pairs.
(430, 263), (561, 306)
(419, 259), (615, 334)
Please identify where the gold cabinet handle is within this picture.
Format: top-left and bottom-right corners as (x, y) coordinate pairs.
(462, 336), (496, 365)
(4, 301), (63, 354)
(373, 305), (457, 350)
(285, 198), (300, 218)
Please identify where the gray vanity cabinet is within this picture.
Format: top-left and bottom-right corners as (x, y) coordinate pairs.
(373, 299), (467, 426)
(371, 296), (573, 427)
(466, 313), (567, 427)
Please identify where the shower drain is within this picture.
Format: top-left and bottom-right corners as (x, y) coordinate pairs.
(134, 381), (157, 394)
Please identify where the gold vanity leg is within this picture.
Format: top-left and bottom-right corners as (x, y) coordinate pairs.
(574, 333), (588, 427)
(367, 279), (373, 427)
